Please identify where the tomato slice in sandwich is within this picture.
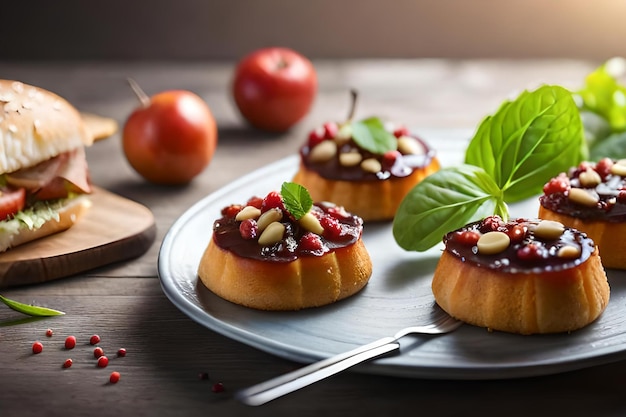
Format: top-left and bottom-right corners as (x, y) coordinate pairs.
(0, 187), (26, 220)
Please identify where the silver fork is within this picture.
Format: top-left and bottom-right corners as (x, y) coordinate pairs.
(235, 308), (462, 406)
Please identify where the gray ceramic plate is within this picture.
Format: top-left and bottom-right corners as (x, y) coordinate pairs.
(158, 129), (626, 380)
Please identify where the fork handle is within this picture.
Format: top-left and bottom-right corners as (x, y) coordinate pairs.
(236, 338), (399, 406)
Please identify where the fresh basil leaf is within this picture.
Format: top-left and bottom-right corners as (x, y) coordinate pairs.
(466, 85), (584, 203)
(350, 117), (397, 154)
(392, 165), (503, 252)
(281, 182), (312, 220)
(589, 131), (626, 160)
(0, 294), (65, 317)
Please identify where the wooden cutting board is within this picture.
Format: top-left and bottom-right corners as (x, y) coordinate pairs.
(0, 187), (156, 288)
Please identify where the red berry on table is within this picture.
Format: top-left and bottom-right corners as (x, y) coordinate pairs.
(64, 336), (76, 349)
(109, 371), (121, 384)
(94, 347), (104, 358)
(97, 356), (109, 368)
(117, 348), (127, 357)
(90, 335), (101, 345)
(63, 359), (73, 368)
(32, 341), (43, 354)
(212, 382), (225, 393)
(45, 329), (53, 337)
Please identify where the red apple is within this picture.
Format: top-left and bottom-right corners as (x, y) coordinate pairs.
(123, 79), (217, 185)
(232, 47), (317, 132)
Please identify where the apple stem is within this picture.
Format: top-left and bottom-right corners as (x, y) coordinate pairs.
(347, 89), (358, 121)
(127, 78), (151, 108)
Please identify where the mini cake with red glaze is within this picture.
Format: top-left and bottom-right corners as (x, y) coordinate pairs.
(539, 158), (626, 269)
(197, 183), (372, 310)
(292, 122), (440, 221)
(432, 215), (609, 335)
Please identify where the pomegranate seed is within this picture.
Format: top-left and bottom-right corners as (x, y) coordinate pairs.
(32, 341), (43, 354)
(90, 335), (101, 345)
(97, 356), (109, 368)
(246, 196), (263, 209)
(94, 347), (104, 358)
(480, 216), (504, 233)
(320, 216), (343, 240)
(221, 204), (242, 218)
(45, 329), (53, 337)
(382, 150), (401, 168)
(393, 126), (409, 138)
(261, 191), (284, 212)
(299, 232), (324, 253)
(326, 205), (350, 219)
(452, 230), (480, 246)
(64, 336), (76, 349)
(117, 348), (127, 357)
(212, 382), (225, 393)
(506, 224), (527, 243)
(63, 359), (73, 368)
(109, 371), (121, 384)
(239, 219), (258, 240)
(618, 190), (626, 203)
(308, 127), (326, 147)
(517, 243), (545, 261)
(323, 122), (339, 139)
(543, 174), (570, 195)
(595, 158), (614, 179)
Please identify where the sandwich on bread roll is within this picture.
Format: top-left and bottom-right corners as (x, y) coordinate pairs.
(0, 80), (94, 252)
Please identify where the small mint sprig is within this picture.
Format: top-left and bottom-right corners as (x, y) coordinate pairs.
(0, 294), (65, 317)
(339, 89), (397, 155)
(281, 182), (313, 220)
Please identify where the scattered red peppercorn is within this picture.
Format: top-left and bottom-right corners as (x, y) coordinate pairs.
(97, 356), (109, 368)
(90, 335), (101, 345)
(64, 336), (77, 349)
(109, 371), (121, 384)
(63, 359), (73, 368)
(45, 329), (53, 337)
(117, 348), (127, 357)
(94, 347), (104, 358)
(212, 382), (225, 393)
(32, 341), (43, 354)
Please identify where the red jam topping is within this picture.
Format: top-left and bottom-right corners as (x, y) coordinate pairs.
(212, 192), (363, 263)
(301, 123), (436, 181)
(540, 158), (626, 222)
(444, 216), (595, 273)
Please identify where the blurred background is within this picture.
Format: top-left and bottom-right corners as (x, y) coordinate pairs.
(1, 0), (625, 61)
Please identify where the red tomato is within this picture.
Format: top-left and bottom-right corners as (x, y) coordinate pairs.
(0, 187), (26, 220)
(232, 47), (317, 132)
(123, 83), (218, 185)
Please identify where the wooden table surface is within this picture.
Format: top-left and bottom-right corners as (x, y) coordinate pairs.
(1, 59), (623, 417)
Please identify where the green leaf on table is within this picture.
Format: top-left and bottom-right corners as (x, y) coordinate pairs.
(392, 165), (503, 252)
(350, 117), (397, 154)
(281, 182), (312, 220)
(465, 84), (584, 202)
(0, 294), (65, 317)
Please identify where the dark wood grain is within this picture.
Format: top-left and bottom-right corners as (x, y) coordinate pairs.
(2, 59), (624, 417)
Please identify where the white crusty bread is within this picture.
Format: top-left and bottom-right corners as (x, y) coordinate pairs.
(0, 196), (92, 253)
(0, 79), (93, 175)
